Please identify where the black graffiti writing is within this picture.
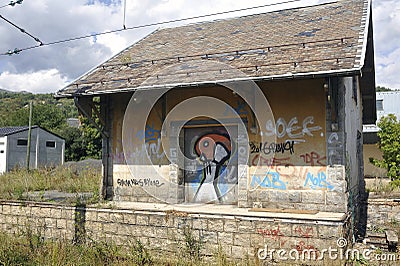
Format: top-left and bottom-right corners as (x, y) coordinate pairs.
(249, 141), (295, 155)
(117, 178), (165, 187)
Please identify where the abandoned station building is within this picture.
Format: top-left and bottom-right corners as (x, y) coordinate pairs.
(57, 0), (376, 252)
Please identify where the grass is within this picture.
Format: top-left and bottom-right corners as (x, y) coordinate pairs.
(0, 165), (101, 204)
(0, 229), (252, 266)
(0, 230), (148, 266)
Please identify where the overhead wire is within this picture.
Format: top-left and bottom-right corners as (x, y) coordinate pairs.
(123, 0), (127, 29)
(67, 36), (355, 91)
(0, 0), (23, 9)
(0, 14), (43, 46)
(1, 0), (301, 56)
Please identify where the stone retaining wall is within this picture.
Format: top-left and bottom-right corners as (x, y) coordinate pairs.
(0, 200), (349, 260)
(367, 197), (400, 225)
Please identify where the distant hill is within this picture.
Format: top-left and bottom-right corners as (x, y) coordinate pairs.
(0, 90), (78, 130)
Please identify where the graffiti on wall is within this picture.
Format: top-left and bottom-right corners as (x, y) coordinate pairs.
(192, 133), (232, 203)
(135, 123), (161, 142)
(223, 99), (248, 116)
(327, 132), (343, 165)
(257, 226), (287, 246)
(249, 141), (295, 155)
(299, 152), (326, 166)
(250, 172), (287, 190)
(264, 116), (322, 142)
(249, 165), (332, 191)
(126, 124), (166, 164)
(303, 171), (334, 190)
(117, 178), (165, 187)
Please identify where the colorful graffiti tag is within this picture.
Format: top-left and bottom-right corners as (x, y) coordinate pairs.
(193, 133), (231, 203)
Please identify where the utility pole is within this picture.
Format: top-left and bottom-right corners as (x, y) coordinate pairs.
(26, 101), (33, 170)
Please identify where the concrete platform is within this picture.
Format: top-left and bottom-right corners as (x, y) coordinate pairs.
(112, 201), (347, 223)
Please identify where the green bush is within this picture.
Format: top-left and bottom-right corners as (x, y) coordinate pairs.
(370, 114), (400, 185)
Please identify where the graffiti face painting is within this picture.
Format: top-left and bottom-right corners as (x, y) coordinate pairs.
(193, 133), (231, 203)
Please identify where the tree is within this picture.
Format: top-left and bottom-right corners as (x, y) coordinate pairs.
(0, 91), (101, 161)
(61, 126), (86, 161)
(370, 114), (400, 184)
(376, 86), (392, 92)
(80, 115), (102, 159)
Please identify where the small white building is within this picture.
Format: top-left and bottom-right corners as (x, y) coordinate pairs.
(363, 90), (400, 177)
(376, 91), (400, 121)
(0, 126), (65, 174)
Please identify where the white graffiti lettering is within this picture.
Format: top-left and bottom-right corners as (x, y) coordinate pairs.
(264, 116), (322, 141)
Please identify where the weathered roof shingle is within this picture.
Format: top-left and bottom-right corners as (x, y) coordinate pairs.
(0, 126), (37, 137)
(56, 0), (371, 97)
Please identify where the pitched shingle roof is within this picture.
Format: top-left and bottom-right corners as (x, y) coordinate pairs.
(56, 0), (372, 97)
(0, 126), (38, 137)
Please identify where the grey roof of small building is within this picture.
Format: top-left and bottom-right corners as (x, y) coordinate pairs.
(0, 126), (38, 137)
(56, 0), (372, 97)
(0, 126), (64, 140)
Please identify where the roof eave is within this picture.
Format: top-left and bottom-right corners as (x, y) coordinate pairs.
(358, 0), (372, 70)
(58, 67), (363, 98)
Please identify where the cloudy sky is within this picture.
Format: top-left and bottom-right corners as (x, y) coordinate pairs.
(0, 0), (398, 93)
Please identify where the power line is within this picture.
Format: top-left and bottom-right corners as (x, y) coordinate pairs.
(123, 0), (127, 29)
(72, 38), (353, 87)
(0, 14), (43, 45)
(1, 0), (301, 56)
(0, 0), (23, 9)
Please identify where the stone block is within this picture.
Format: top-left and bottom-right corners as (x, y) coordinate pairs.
(124, 213), (136, 225)
(117, 223), (132, 236)
(56, 219), (67, 229)
(39, 207), (52, 218)
(201, 230), (218, 244)
(238, 200), (250, 208)
(224, 220), (238, 232)
(248, 190), (258, 201)
(103, 223), (117, 234)
(269, 191), (289, 202)
(61, 209), (74, 220)
(250, 232), (265, 248)
(232, 246), (249, 259)
(233, 233), (251, 247)
(218, 231), (233, 245)
(85, 211), (97, 222)
(109, 212), (124, 223)
(238, 220), (255, 233)
(325, 192), (347, 206)
(258, 190), (269, 201)
(136, 214), (149, 225)
(192, 218), (207, 230)
(10, 205), (22, 216)
(149, 214), (168, 227)
(2, 205), (11, 215)
(153, 227), (168, 239)
(301, 191), (325, 204)
(238, 190), (248, 201)
(30, 206), (41, 216)
(208, 219), (224, 232)
(317, 225), (339, 239)
(140, 225), (154, 238)
(97, 211), (110, 222)
(52, 209), (62, 219)
(288, 191), (301, 203)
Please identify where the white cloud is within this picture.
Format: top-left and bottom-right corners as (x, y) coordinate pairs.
(95, 33), (128, 54)
(0, 69), (68, 93)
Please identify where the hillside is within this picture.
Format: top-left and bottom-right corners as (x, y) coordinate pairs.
(0, 90), (77, 129)
(0, 90), (101, 161)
